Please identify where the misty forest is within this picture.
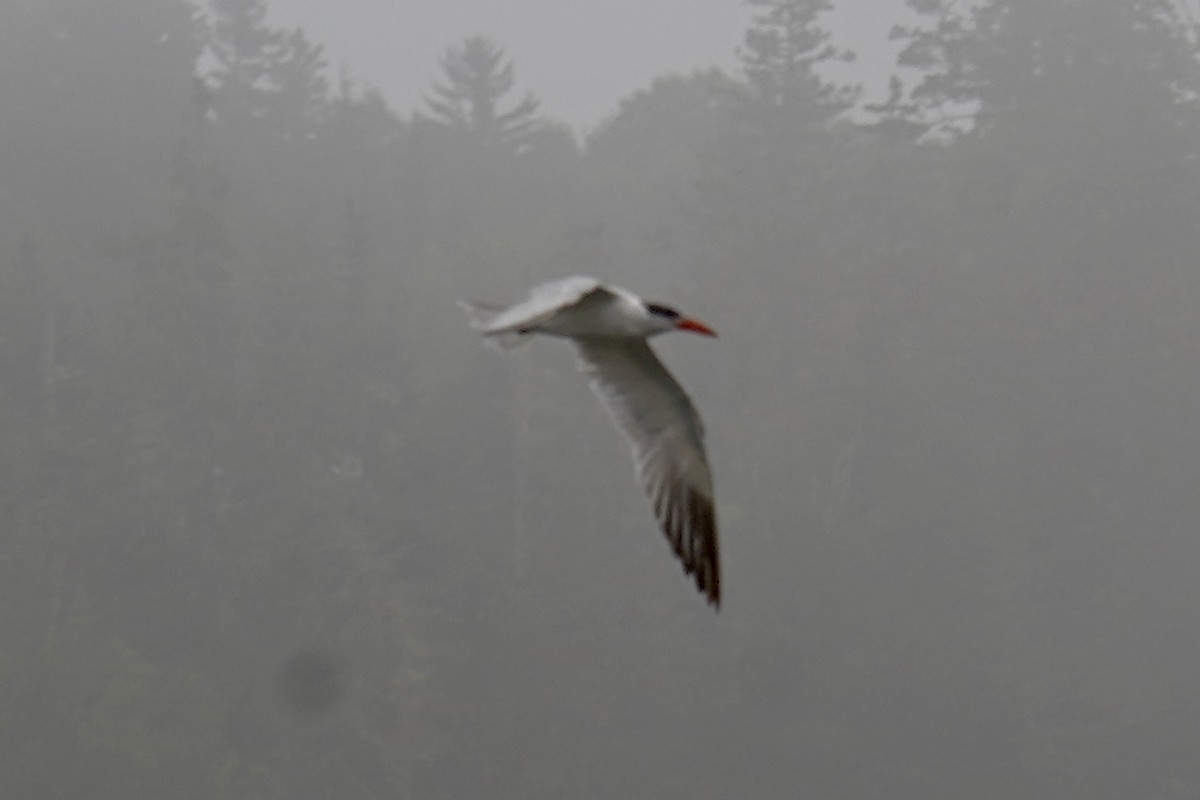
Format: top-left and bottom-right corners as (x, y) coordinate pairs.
(5, 0), (1200, 796)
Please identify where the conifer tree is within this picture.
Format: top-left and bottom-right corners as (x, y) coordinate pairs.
(424, 36), (542, 149)
(737, 0), (854, 140)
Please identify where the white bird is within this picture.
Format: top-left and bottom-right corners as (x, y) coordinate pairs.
(460, 276), (721, 607)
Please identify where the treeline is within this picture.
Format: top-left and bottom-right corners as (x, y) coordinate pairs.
(2, 0), (1200, 796)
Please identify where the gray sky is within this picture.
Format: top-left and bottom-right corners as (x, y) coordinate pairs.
(266, 0), (904, 131)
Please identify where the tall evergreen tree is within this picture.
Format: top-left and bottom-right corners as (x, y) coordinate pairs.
(895, 0), (1196, 139)
(895, 0), (1200, 282)
(205, 0), (280, 114)
(424, 36), (542, 149)
(732, 0), (856, 162)
(697, 0), (853, 271)
(740, 0), (853, 117)
(204, 0), (329, 136)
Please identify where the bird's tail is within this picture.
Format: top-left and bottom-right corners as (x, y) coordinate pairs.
(457, 299), (529, 350)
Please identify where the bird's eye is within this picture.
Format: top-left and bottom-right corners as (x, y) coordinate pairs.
(646, 303), (679, 319)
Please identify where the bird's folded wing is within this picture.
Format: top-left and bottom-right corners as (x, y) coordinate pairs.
(576, 339), (720, 606)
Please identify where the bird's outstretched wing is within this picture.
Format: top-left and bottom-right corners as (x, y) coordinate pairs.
(459, 276), (612, 347)
(576, 339), (720, 606)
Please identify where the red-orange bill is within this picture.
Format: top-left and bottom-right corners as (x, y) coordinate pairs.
(677, 318), (717, 337)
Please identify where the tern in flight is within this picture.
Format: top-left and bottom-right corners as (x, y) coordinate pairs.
(460, 276), (720, 607)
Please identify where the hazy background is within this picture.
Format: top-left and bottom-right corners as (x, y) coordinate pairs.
(3, 0), (1200, 797)
(263, 0), (905, 128)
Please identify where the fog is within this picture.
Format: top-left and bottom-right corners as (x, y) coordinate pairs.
(265, 0), (754, 128)
(262, 0), (905, 130)
(3, 0), (1200, 797)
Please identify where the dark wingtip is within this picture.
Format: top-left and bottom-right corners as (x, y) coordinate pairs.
(699, 551), (721, 610)
(664, 485), (720, 610)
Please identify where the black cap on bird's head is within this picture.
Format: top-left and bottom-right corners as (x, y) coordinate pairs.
(645, 301), (717, 337)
